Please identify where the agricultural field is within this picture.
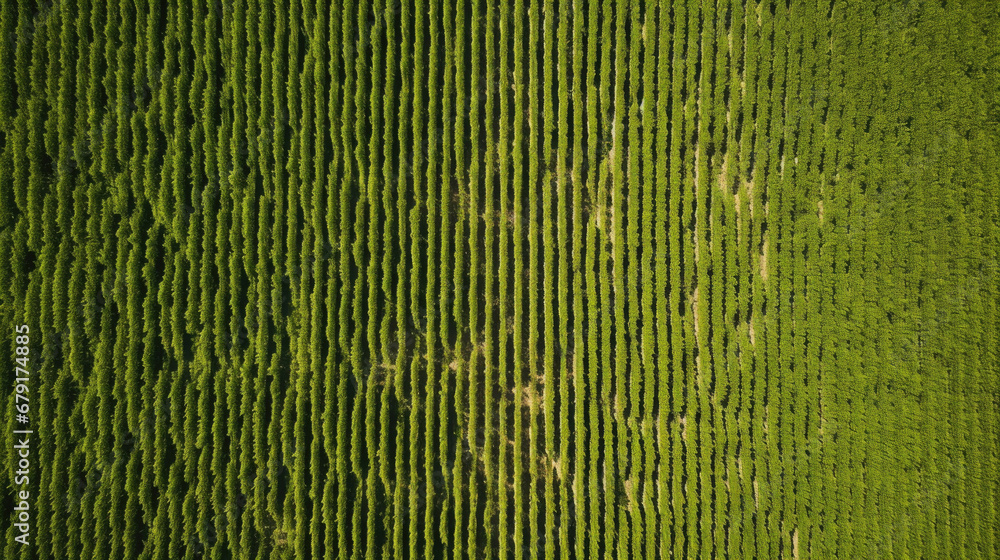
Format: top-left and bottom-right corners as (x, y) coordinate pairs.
(1, 0), (998, 558)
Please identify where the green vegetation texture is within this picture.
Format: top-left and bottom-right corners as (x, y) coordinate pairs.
(1, 0), (998, 558)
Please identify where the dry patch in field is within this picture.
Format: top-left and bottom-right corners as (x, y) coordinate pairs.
(717, 151), (732, 194)
(691, 285), (705, 377)
(745, 179), (756, 220)
(759, 240), (769, 281)
(520, 385), (536, 409)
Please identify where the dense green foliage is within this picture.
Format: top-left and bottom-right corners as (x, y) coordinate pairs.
(1, 0), (998, 558)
